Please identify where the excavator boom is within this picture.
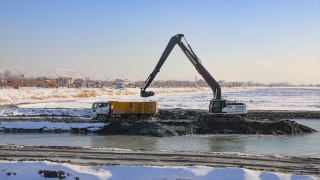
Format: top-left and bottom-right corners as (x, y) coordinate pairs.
(140, 34), (183, 97)
(140, 34), (247, 118)
(141, 34), (221, 99)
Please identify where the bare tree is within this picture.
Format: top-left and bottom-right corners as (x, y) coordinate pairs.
(4, 69), (12, 80)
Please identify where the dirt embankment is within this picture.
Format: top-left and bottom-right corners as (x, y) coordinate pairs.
(96, 109), (318, 137)
(155, 109), (320, 120)
(0, 109), (318, 136)
(137, 109), (318, 137)
(94, 109), (318, 137)
(96, 119), (316, 137)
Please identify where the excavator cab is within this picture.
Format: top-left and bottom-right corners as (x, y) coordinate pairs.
(209, 100), (227, 114)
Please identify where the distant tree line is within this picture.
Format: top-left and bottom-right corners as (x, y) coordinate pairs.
(1, 69), (319, 89)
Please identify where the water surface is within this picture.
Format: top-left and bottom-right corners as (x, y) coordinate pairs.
(1, 119), (319, 158)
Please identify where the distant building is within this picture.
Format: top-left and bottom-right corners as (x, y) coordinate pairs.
(56, 77), (74, 87)
(74, 78), (84, 84)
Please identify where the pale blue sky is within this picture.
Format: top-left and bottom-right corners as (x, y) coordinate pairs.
(0, 0), (319, 84)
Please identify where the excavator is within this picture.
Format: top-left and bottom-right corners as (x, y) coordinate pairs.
(140, 34), (247, 121)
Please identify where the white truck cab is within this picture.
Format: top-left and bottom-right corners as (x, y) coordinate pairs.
(91, 101), (111, 121)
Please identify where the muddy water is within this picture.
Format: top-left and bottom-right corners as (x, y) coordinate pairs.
(1, 119), (319, 158)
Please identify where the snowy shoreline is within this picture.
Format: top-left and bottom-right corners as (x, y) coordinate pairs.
(1, 145), (319, 179)
(1, 87), (319, 110)
(2, 161), (317, 180)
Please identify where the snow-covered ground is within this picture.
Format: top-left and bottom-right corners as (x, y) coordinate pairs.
(0, 161), (318, 180)
(0, 121), (105, 131)
(0, 86), (319, 114)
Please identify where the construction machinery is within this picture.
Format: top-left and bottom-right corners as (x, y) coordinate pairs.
(91, 101), (158, 121)
(140, 34), (246, 120)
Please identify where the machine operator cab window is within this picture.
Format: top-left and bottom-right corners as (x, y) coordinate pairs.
(209, 100), (227, 113)
(92, 102), (108, 109)
(91, 102), (110, 115)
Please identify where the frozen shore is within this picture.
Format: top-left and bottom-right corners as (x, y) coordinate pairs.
(0, 144), (319, 179)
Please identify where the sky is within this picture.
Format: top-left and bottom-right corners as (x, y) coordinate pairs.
(0, 0), (319, 85)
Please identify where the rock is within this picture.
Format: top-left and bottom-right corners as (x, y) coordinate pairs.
(38, 170), (65, 179)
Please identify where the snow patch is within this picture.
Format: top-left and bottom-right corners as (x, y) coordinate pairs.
(0, 122), (105, 131)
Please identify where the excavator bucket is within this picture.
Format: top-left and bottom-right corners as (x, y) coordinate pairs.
(141, 90), (155, 97)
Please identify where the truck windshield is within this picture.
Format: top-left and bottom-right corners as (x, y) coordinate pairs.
(92, 103), (108, 108)
(92, 103), (99, 108)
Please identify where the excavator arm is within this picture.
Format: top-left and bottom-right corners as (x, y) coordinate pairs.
(141, 34), (221, 100)
(140, 34), (183, 97)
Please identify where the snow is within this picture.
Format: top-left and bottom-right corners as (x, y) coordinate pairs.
(0, 161), (318, 180)
(0, 107), (90, 117)
(0, 122), (105, 131)
(0, 87), (319, 118)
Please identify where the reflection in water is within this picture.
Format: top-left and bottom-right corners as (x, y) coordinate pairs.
(155, 135), (247, 153)
(0, 133), (92, 147)
(156, 136), (211, 152)
(90, 135), (157, 150)
(208, 135), (246, 153)
(91, 135), (214, 152)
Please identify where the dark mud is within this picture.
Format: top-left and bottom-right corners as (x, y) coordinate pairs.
(95, 109), (319, 137)
(95, 119), (316, 137)
(38, 169), (79, 180)
(1, 109), (318, 136)
(0, 144), (89, 150)
(155, 109), (320, 120)
(38, 170), (66, 179)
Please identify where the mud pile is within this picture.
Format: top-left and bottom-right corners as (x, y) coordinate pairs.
(96, 109), (318, 136)
(155, 109), (205, 120)
(247, 110), (320, 120)
(95, 121), (196, 137)
(156, 109), (320, 120)
(96, 119), (316, 137)
(198, 119), (316, 135)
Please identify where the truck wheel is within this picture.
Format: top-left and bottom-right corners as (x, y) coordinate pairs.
(128, 115), (138, 121)
(139, 115), (149, 121)
(97, 115), (107, 121)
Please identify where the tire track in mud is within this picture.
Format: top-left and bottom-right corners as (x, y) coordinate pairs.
(0, 146), (319, 176)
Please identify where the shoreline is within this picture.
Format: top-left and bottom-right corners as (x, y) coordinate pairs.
(0, 110), (318, 136)
(0, 109), (319, 121)
(0, 144), (319, 177)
